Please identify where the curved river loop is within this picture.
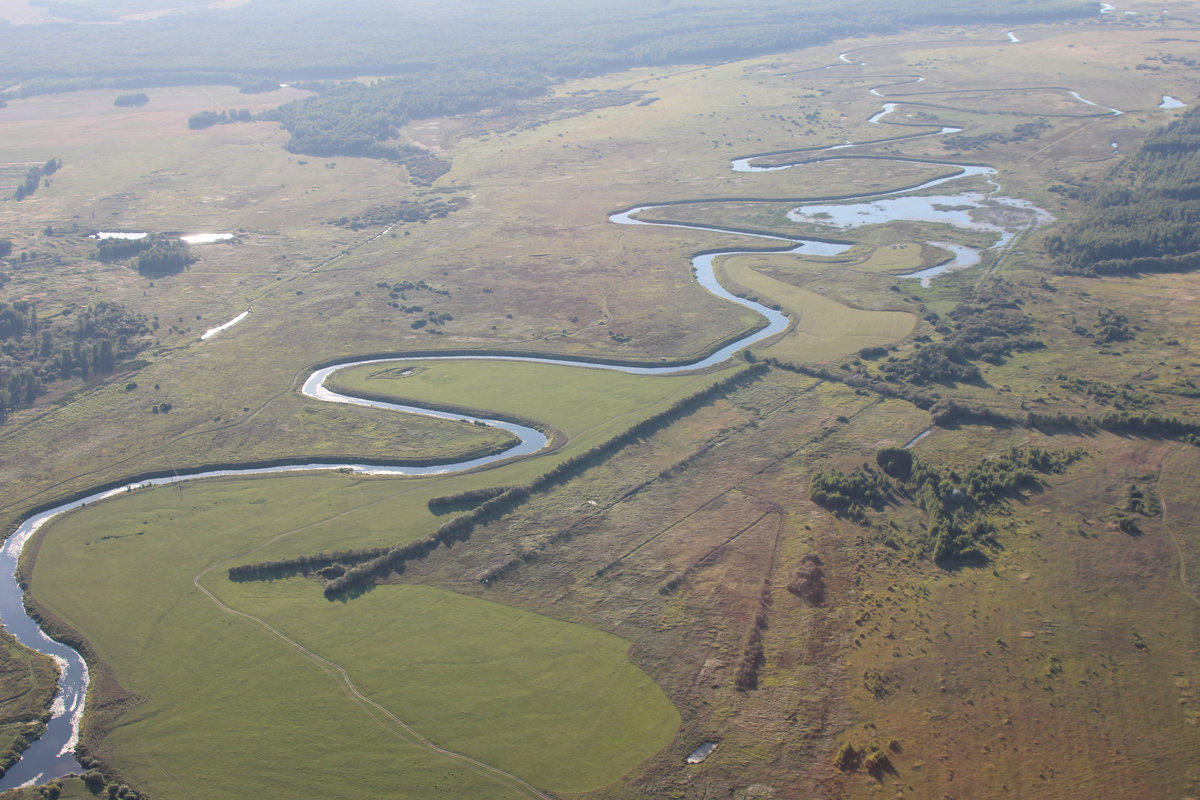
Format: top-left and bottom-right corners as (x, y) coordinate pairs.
(0, 33), (1117, 792)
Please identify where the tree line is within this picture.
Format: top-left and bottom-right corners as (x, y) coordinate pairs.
(1026, 408), (1200, 442)
(230, 363), (769, 596)
(1046, 106), (1200, 275)
(188, 108), (253, 129)
(0, 0), (1095, 96)
(13, 158), (60, 201)
(427, 486), (513, 513)
(328, 196), (466, 231)
(734, 584), (771, 691)
(113, 92), (148, 107)
(0, 0), (1094, 176)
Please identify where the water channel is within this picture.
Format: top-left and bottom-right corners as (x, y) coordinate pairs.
(0, 60), (1085, 789)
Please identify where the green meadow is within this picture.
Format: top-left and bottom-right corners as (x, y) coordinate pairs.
(30, 479), (678, 797)
(327, 358), (728, 446)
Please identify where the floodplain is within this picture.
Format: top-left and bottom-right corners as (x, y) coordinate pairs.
(3, 2), (1200, 799)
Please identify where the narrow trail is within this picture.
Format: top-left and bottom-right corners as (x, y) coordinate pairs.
(1156, 454), (1200, 610)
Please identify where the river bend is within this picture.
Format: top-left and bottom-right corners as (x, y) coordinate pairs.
(0, 49), (1091, 787)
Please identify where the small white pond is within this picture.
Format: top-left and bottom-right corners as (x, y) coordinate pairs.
(1160, 95), (1186, 109)
(686, 741), (719, 764)
(180, 233), (234, 244)
(201, 307), (251, 341)
(91, 232), (147, 240)
(90, 232), (234, 244)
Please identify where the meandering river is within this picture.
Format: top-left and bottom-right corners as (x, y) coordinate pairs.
(0, 51), (1091, 788)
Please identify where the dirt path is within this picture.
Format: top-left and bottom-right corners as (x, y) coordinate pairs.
(1157, 452), (1200, 610)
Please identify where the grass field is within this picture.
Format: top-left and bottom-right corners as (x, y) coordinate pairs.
(718, 254), (916, 362)
(30, 478), (678, 797)
(327, 359), (727, 445)
(6, 4), (1200, 799)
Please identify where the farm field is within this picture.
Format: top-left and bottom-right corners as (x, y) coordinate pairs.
(3, 1), (1200, 798)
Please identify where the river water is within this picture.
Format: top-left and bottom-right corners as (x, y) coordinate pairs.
(0, 58), (1087, 788)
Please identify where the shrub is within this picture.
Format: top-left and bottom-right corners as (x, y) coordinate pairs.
(863, 748), (892, 775)
(834, 742), (860, 772)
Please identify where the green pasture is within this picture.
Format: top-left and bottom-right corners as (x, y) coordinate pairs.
(327, 358), (725, 446)
(718, 254), (915, 362)
(30, 479), (679, 798)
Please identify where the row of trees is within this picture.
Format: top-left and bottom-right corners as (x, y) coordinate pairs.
(113, 92), (148, 107)
(427, 486), (512, 513)
(231, 363), (769, 595)
(734, 584), (770, 691)
(13, 158), (60, 201)
(1027, 408), (1200, 441)
(188, 108), (253, 129)
(329, 197), (466, 230)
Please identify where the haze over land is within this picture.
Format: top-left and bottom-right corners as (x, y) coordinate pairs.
(1, 1), (1200, 798)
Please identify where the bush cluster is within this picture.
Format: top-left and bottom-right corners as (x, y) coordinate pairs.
(809, 465), (892, 523)
(812, 445), (1082, 563)
(734, 585), (770, 691)
(0, 300), (150, 420)
(786, 554), (826, 605)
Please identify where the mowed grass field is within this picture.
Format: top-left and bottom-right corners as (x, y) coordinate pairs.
(327, 358), (730, 445)
(29, 477), (679, 797)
